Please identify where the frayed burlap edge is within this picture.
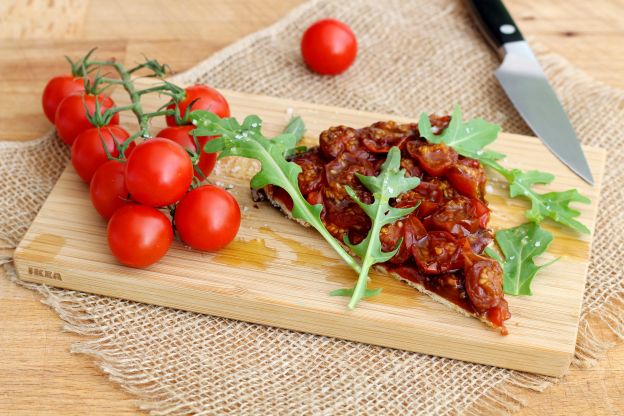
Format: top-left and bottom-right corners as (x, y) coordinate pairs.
(3, 0), (624, 414)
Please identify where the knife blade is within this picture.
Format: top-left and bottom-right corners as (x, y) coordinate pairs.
(466, 0), (594, 185)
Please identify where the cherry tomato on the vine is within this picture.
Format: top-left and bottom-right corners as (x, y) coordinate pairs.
(156, 125), (217, 179)
(90, 160), (132, 220)
(301, 19), (357, 75)
(174, 185), (241, 251)
(107, 204), (173, 268)
(166, 85), (230, 126)
(55, 93), (119, 146)
(71, 126), (134, 183)
(42, 75), (85, 123)
(125, 138), (194, 207)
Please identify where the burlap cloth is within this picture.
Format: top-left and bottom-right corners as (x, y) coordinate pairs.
(2, 0), (623, 414)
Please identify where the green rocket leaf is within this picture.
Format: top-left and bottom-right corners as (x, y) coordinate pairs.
(485, 222), (558, 296)
(332, 147), (421, 308)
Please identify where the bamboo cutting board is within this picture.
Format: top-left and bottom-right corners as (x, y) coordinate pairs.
(13, 88), (605, 377)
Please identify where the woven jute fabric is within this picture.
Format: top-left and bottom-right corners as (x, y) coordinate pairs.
(2, 0), (623, 414)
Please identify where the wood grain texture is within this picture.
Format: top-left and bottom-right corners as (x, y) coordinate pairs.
(1, 0), (623, 414)
(12, 88), (606, 376)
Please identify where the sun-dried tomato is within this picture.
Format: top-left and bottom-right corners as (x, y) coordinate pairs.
(361, 121), (416, 153)
(409, 142), (458, 177)
(412, 231), (464, 274)
(464, 252), (504, 313)
(447, 157), (487, 199)
(292, 149), (326, 195)
(399, 157), (423, 178)
(465, 229), (493, 254)
(319, 125), (360, 159)
(427, 197), (488, 237)
(325, 152), (375, 203)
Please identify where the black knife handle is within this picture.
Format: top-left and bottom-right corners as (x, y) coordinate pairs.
(466, 0), (524, 50)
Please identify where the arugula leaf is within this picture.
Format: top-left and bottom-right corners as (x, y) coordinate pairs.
(485, 222), (558, 296)
(418, 105), (505, 163)
(332, 147), (420, 309)
(418, 105), (590, 234)
(191, 110), (362, 275)
(505, 169), (591, 234)
(283, 115), (306, 142)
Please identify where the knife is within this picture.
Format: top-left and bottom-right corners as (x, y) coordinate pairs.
(466, 0), (594, 185)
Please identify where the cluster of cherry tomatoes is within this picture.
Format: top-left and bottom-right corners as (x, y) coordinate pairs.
(42, 68), (241, 268)
(38, 16), (357, 267)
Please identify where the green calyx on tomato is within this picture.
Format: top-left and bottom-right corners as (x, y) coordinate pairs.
(166, 84), (231, 126)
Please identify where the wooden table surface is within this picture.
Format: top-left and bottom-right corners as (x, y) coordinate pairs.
(1, 1), (623, 414)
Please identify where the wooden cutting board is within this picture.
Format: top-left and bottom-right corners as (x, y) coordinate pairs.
(13, 87), (605, 377)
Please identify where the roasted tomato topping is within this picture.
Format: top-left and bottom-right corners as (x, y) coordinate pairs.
(381, 214), (427, 265)
(466, 229), (494, 254)
(447, 157), (487, 198)
(361, 121), (416, 153)
(325, 152), (375, 206)
(464, 252), (504, 313)
(269, 117), (509, 330)
(319, 125), (360, 159)
(408, 143), (458, 177)
(399, 156), (423, 178)
(292, 149), (326, 194)
(427, 197), (489, 237)
(412, 231), (464, 274)
(487, 300), (511, 334)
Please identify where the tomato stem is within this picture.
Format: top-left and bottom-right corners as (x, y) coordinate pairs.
(79, 55), (185, 153)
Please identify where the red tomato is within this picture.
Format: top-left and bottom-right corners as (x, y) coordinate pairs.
(464, 252), (504, 313)
(447, 158), (486, 199)
(301, 19), (357, 75)
(412, 231), (464, 274)
(125, 138), (194, 207)
(71, 126), (133, 183)
(408, 142), (458, 177)
(427, 197), (488, 237)
(156, 125), (217, 179)
(90, 160), (131, 220)
(42, 75), (85, 123)
(174, 185), (241, 251)
(107, 204), (173, 268)
(55, 94), (119, 146)
(486, 299), (511, 332)
(165, 85), (230, 126)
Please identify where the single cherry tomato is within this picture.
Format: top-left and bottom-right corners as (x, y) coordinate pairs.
(447, 158), (487, 199)
(71, 126), (134, 183)
(412, 231), (464, 274)
(166, 84), (230, 126)
(301, 19), (357, 75)
(382, 214), (426, 265)
(107, 204), (173, 268)
(486, 299), (511, 332)
(156, 125), (217, 179)
(55, 93), (119, 146)
(90, 160), (131, 220)
(427, 197), (487, 237)
(408, 142), (458, 177)
(125, 138), (194, 207)
(464, 252), (504, 313)
(42, 75), (85, 123)
(174, 185), (241, 251)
